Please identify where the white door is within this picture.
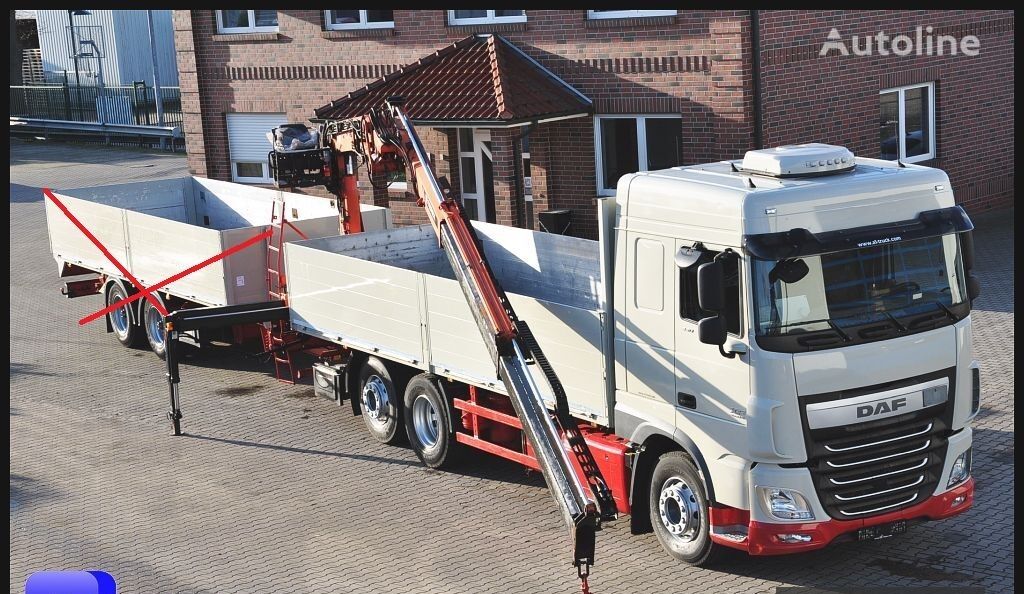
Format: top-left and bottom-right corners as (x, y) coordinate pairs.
(457, 129), (495, 223)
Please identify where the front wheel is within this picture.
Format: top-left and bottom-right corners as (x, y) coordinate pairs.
(649, 451), (722, 566)
(403, 375), (461, 469)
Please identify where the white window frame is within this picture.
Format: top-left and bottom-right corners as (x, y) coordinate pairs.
(587, 10), (677, 20)
(216, 10), (279, 34)
(447, 10), (527, 26)
(324, 10), (395, 30)
(594, 114), (682, 196)
(231, 161), (273, 184)
(522, 147), (532, 202)
(879, 82), (936, 164)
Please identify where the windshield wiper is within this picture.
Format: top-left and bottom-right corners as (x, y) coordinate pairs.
(826, 320), (852, 342)
(932, 300), (959, 322)
(883, 312), (907, 332)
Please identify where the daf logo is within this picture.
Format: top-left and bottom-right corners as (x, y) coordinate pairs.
(857, 397), (908, 418)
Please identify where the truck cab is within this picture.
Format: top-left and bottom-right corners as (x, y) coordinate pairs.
(609, 144), (978, 562)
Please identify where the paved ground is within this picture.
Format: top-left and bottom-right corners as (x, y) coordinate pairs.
(10, 138), (1015, 593)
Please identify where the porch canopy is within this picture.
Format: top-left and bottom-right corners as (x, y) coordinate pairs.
(313, 34), (591, 126)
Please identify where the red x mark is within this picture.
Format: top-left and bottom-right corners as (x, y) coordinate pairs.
(43, 188), (273, 326)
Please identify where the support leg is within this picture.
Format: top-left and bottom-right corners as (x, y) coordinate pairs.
(165, 327), (183, 435)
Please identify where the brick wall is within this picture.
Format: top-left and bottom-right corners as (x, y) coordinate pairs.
(174, 9), (1012, 239)
(758, 10), (1014, 214)
(174, 9), (753, 239)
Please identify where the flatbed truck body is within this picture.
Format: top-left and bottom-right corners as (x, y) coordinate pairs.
(48, 143), (979, 570)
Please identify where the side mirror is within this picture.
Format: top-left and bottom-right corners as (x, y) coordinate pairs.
(960, 231), (976, 271)
(697, 261), (725, 313)
(698, 316), (727, 346)
(968, 275), (981, 301)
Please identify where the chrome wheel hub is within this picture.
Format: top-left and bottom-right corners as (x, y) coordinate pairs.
(658, 478), (701, 542)
(411, 394), (440, 448)
(361, 376), (391, 429)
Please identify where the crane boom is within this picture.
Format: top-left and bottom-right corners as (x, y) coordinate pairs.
(323, 100), (617, 573)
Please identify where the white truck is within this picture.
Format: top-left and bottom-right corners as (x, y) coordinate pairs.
(50, 142), (979, 570)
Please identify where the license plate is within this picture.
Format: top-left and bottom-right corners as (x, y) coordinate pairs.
(857, 520), (907, 541)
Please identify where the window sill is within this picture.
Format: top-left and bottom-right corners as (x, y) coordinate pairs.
(322, 28), (395, 39)
(212, 32), (281, 42)
(446, 22), (527, 33)
(584, 15), (676, 28)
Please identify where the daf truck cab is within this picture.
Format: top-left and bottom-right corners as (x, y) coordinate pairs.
(612, 144), (978, 563)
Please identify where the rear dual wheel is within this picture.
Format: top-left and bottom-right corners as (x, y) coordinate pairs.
(403, 375), (461, 469)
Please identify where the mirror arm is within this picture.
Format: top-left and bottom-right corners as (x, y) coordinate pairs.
(718, 343), (737, 359)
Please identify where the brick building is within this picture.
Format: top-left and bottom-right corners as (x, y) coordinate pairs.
(174, 10), (1014, 239)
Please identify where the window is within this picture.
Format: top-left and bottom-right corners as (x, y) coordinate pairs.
(216, 10), (279, 34)
(587, 10), (677, 19)
(594, 115), (682, 195)
(879, 82), (935, 163)
(226, 113), (286, 184)
(324, 10), (394, 30)
(457, 128), (479, 219)
(448, 10), (526, 25)
(680, 249), (741, 335)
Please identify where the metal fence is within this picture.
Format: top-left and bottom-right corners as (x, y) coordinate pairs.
(9, 82), (183, 128)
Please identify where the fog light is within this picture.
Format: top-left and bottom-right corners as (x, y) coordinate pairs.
(952, 495), (967, 507)
(758, 487), (814, 520)
(947, 449), (972, 488)
(777, 533), (812, 543)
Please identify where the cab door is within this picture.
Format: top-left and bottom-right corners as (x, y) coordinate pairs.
(673, 240), (751, 425)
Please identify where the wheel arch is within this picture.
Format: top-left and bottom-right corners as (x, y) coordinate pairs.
(627, 424), (716, 535)
(103, 278), (141, 328)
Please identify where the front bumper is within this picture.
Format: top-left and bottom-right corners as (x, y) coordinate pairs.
(711, 477), (974, 555)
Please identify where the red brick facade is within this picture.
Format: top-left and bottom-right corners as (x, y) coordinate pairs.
(175, 10), (1013, 239)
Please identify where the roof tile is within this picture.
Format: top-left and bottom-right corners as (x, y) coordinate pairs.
(313, 34), (590, 124)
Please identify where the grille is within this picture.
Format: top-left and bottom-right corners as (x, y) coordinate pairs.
(805, 405), (949, 519)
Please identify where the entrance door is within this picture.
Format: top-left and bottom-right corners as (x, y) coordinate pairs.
(458, 129), (495, 223)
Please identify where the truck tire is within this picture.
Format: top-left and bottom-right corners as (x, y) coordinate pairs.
(107, 283), (143, 348)
(403, 375), (461, 469)
(358, 357), (405, 445)
(649, 451), (721, 566)
(142, 298), (168, 359)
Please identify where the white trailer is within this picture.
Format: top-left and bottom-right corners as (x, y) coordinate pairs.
(45, 176), (390, 354)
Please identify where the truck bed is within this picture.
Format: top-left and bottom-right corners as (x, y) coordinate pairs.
(45, 176), (391, 306)
(285, 222), (611, 424)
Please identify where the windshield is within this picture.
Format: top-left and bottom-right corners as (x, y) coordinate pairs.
(753, 234), (969, 351)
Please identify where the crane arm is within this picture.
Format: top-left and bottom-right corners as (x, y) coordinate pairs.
(322, 100), (617, 573)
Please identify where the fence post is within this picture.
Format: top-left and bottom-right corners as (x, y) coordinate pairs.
(62, 73), (72, 120)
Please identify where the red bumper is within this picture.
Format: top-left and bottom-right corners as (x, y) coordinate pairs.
(711, 477), (974, 555)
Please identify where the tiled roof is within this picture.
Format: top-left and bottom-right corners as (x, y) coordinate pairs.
(313, 34), (591, 125)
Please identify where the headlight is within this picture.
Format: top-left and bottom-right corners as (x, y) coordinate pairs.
(758, 486), (814, 520)
(947, 448), (972, 488)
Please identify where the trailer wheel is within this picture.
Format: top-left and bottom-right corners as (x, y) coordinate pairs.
(649, 451), (721, 566)
(107, 283), (143, 347)
(403, 375), (461, 469)
(143, 299), (168, 359)
(358, 357), (405, 445)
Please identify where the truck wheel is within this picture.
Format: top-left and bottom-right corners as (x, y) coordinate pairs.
(143, 299), (168, 359)
(107, 283), (143, 347)
(649, 451), (721, 566)
(403, 375), (461, 469)
(358, 358), (404, 445)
